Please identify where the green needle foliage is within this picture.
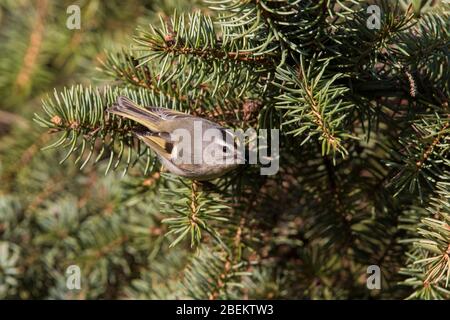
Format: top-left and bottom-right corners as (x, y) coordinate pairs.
(1, 0), (449, 300)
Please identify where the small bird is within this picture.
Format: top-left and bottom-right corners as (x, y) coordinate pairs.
(107, 96), (243, 180)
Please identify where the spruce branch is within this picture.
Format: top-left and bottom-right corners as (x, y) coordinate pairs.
(386, 114), (450, 200)
(388, 11), (449, 95)
(132, 11), (274, 97)
(275, 56), (355, 159)
(206, 0), (331, 56)
(100, 49), (255, 127)
(161, 177), (231, 249)
(329, 0), (416, 74)
(400, 181), (450, 299)
(182, 248), (250, 299)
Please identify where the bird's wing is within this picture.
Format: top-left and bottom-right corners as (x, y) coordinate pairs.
(133, 129), (173, 160)
(107, 96), (196, 131)
(107, 96), (163, 132)
(146, 106), (196, 121)
(134, 129), (198, 176)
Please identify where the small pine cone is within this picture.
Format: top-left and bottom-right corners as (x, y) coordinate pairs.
(405, 71), (417, 98)
(164, 33), (176, 47)
(51, 115), (63, 126)
(243, 100), (262, 121)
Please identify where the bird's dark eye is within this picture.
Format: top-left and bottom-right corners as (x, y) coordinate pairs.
(223, 146), (228, 153)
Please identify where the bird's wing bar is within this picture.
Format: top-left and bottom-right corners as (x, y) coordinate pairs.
(133, 130), (174, 160)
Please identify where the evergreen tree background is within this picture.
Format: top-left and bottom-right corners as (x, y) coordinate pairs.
(0, 0), (449, 299)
